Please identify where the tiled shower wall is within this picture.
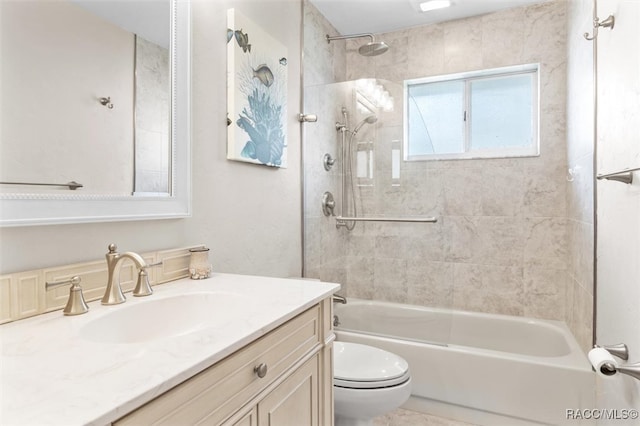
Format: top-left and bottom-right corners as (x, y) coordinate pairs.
(304, 1), (585, 328)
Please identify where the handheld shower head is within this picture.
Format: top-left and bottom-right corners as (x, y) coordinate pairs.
(352, 115), (378, 135)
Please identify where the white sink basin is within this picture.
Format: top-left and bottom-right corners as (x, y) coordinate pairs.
(79, 292), (244, 344)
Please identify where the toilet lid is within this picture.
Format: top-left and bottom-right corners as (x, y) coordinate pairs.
(333, 341), (410, 389)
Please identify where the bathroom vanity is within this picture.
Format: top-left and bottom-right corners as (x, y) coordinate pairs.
(116, 300), (330, 425)
(0, 274), (339, 425)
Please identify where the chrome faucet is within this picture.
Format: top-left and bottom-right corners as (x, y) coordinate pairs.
(101, 243), (153, 305)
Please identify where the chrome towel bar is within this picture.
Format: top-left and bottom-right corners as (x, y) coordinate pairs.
(596, 166), (640, 185)
(0, 180), (83, 190)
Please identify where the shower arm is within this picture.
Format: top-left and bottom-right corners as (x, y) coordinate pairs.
(326, 33), (389, 57)
(326, 33), (375, 43)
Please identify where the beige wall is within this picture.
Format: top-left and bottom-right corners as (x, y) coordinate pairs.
(0, 0), (303, 279)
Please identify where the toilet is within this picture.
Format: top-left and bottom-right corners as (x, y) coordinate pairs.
(333, 341), (412, 426)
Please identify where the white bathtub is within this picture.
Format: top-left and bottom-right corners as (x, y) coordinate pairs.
(334, 299), (595, 426)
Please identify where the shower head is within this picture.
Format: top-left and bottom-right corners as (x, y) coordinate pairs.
(358, 41), (389, 57)
(352, 115), (378, 135)
(326, 33), (390, 57)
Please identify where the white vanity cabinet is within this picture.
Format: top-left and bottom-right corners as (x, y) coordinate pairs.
(114, 299), (334, 426)
(224, 354), (319, 426)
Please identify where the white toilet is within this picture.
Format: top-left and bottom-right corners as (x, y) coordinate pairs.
(333, 341), (412, 426)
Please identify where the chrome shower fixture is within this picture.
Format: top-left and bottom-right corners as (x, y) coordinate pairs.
(326, 33), (389, 57)
(352, 115), (378, 135)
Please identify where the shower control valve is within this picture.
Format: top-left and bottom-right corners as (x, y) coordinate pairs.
(322, 191), (336, 217)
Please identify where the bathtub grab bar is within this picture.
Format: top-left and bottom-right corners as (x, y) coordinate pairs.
(336, 216), (437, 227)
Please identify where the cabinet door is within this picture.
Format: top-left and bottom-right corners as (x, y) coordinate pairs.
(258, 355), (319, 426)
(222, 406), (258, 426)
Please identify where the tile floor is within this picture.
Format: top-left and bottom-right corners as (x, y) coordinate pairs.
(374, 409), (478, 426)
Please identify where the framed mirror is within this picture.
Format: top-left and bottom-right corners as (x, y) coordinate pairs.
(0, 0), (190, 226)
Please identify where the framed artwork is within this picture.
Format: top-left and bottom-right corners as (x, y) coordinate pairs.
(226, 8), (288, 168)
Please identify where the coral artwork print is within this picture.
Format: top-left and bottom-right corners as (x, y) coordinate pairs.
(227, 9), (287, 168)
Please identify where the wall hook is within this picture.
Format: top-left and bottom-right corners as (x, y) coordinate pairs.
(99, 97), (114, 109)
(567, 165), (581, 182)
(584, 14), (615, 41)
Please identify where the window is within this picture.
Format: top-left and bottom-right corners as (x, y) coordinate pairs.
(404, 64), (539, 161)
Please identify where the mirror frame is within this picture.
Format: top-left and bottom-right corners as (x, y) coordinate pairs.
(0, 0), (191, 227)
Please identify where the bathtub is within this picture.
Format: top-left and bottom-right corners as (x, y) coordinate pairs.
(334, 299), (594, 426)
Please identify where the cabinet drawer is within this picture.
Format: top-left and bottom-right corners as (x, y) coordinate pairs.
(115, 304), (321, 425)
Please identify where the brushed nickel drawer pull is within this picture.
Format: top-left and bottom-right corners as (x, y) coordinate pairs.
(254, 363), (268, 378)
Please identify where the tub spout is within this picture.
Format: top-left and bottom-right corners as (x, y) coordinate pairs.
(333, 294), (347, 304)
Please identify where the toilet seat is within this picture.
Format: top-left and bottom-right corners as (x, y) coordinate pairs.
(333, 341), (410, 389)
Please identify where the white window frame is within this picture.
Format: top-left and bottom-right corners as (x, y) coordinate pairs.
(403, 63), (540, 161)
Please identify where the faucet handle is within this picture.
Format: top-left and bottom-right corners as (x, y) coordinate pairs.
(46, 276), (89, 316)
(132, 261), (163, 297)
(133, 269), (153, 297)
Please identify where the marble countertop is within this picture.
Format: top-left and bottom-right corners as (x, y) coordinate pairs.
(0, 274), (340, 426)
